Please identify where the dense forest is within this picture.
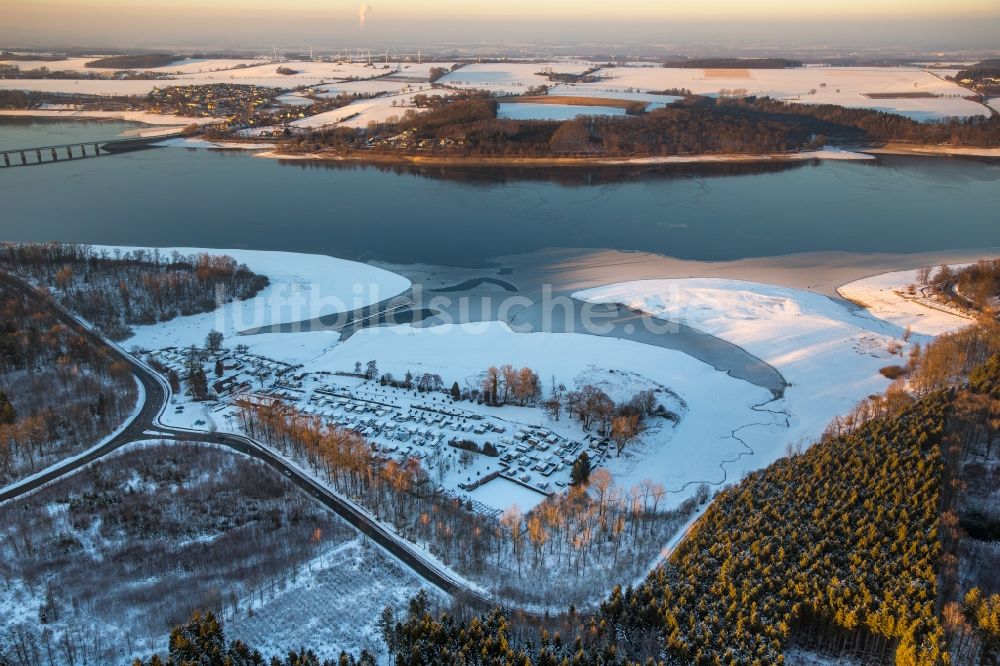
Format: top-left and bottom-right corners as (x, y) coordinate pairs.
(0, 279), (137, 486)
(287, 94), (1000, 160)
(666, 58), (803, 69)
(0, 243), (268, 341)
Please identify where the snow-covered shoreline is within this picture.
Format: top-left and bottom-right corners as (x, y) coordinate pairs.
(250, 145), (876, 166)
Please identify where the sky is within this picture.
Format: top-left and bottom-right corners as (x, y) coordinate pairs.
(4, 0), (999, 50)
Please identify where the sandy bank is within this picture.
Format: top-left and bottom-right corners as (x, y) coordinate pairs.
(863, 143), (1000, 158)
(251, 146), (875, 166)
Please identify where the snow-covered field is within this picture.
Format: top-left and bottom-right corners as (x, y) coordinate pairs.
(838, 267), (973, 336)
(0, 56), (263, 75)
(0, 60), (402, 97)
(575, 65), (985, 120)
(1, 57), (985, 122)
(497, 103), (628, 121)
(291, 91), (434, 129)
(0, 78), (176, 96)
(311, 79), (421, 97)
(438, 61), (595, 94)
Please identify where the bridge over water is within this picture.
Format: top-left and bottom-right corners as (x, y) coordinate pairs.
(1, 134), (180, 168)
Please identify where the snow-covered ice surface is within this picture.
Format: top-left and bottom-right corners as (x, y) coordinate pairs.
(497, 103), (628, 121)
(838, 268), (973, 336)
(98, 247), (410, 362)
(574, 278), (920, 481)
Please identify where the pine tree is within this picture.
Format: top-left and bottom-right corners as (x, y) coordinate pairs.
(189, 368), (209, 401)
(0, 391), (16, 425)
(570, 451), (591, 486)
(168, 370), (181, 394)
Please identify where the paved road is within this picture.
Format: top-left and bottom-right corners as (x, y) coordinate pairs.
(0, 272), (494, 607)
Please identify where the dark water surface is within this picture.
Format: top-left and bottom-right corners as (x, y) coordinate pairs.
(2, 119), (999, 267)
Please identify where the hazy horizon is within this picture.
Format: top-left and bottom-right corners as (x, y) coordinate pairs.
(5, 0), (999, 52)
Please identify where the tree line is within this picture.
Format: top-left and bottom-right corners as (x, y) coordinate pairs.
(286, 92), (1000, 161)
(0, 281), (136, 486)
(233, 397), (704, 607)
(0, 243), (268, 341)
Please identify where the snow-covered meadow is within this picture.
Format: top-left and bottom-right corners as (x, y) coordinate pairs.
(438, 61), (595, 94)
(0, 58), (424, 98)
(571, 65), (986, 120)
(291, 90), (436, 129)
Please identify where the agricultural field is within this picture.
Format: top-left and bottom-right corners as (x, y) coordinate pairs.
(560, 64), (988, 120)
(437, 61), (596, 94)
(0, 57), (432, 98)
(291, 90), (441, 129)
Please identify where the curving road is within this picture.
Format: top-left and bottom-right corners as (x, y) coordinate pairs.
(0, 272), (495, 607)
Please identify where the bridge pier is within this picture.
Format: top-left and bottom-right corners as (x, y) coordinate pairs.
(3, 134), (173, 168)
